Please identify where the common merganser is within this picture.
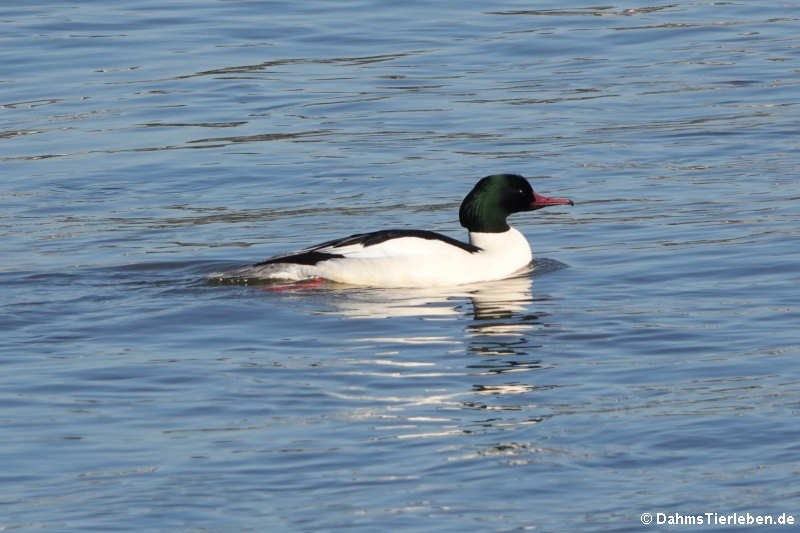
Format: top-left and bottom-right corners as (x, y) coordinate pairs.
(210, 174), (573, 287)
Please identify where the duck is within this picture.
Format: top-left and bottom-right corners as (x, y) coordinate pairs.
(209, 174), (573, 287)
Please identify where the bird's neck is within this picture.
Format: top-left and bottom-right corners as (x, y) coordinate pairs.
(469, 226), (529, 251)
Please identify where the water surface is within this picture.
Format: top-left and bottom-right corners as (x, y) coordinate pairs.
(2, 1), (799, 531)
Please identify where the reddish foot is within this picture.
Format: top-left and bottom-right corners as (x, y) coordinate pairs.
(264, 277), (325, 292)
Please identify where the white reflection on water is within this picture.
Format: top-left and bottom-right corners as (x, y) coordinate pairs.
(314, 266), (537, 320)
(295, 265), (564, 444)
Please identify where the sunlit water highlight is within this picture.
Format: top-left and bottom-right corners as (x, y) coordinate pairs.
(2, 1), (799, 531)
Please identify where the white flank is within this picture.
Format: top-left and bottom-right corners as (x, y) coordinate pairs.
(210, 227), (534, 288)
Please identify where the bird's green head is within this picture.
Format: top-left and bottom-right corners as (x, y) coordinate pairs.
(459, 174), (573, 233)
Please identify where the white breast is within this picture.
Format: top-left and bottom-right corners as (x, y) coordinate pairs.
(466, 227), (533, 281)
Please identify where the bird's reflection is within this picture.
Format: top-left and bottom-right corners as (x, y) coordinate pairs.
(312, 262), (557, 321)
(315, 273), (533, 320)
(265, 260), (565, 443)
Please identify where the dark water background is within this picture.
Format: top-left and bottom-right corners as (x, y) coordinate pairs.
(2, 2), (799, 531)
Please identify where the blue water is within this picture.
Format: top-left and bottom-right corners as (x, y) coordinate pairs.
(2, 1), (799, 531)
